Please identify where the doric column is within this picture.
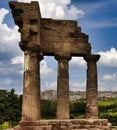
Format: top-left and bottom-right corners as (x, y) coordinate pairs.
(9, 1), (43, 121)
(55, 56), (71, 119)
(84, 54), (100, 119)
(22, 50), (43, 121)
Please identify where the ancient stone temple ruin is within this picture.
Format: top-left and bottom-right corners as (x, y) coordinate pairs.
(9, 1), (111, 130)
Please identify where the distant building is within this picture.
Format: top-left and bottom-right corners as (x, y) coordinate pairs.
(41, 90), (117, 101)
(41, 90), (57, 100)
(98, 91), (117, 99)
(69, 91), (86, 101)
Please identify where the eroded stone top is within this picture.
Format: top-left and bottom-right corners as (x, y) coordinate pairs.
(9, 1), (91, 58)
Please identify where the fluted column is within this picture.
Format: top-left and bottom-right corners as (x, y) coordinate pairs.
(22, 50), (42, 121)
(84, 54), (100, 119)
(55, 56), (71, 119)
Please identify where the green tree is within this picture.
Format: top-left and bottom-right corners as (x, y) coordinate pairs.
(41, 100), (56, 119)
(0, 89), (22, 128)
(5, 89), (22, 127)
(0, 89), (8, 127)
(70, 100), (86, 118)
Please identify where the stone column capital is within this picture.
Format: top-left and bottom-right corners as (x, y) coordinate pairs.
(24, 50), (43, 61)
(55, 55), (71, 61)
(84, 54), (100, 62)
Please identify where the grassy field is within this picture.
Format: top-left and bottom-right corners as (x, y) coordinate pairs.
(98, 99), (117, 126)
(98, 98), (117, 106)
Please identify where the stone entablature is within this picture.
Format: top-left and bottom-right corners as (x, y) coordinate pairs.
(41, 19), (90, 56)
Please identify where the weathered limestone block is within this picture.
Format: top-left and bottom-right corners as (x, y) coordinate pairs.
(41, 19), (91, 56)
(9, 1), (41, 52)
(14, 119), (111, 130)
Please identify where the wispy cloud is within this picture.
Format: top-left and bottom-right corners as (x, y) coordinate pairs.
(11, 55), (23, 64)
(41, 81), (57, 90)
(82, 20), (117, 29)
(4, 78), (13, 85)
(78, 0), (117, 28)
(98, 73), (117, 91)
(102, 73), (117, 81)
(82, 0), (117, 13)
(40, 59), (56, 78)
(70, 81), (86, 91)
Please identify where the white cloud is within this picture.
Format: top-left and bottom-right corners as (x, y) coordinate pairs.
(18, 70), (23, 74)
(17, 0), (85, 20)
(110, 86), (117, 91)
(98, 48), (117, 67)
(0, 60), (22, 76)
(10, 55), (24, 75)
(98, 71), (117, 91)
(102, 74), (117, 81)
(0, 62), (13, 75)
(70, 81), (86, 91)
(41, 81), (57, 90)
(40, 59), (56, 78)
(0, 8), (9, 24)
(98, 81), (107, 91)
(65, 5), (85, 19)
(0, 8), (20, 54)
(11, 55), (24, 64)
(4, 78), (13, 85)
(70, 57), (86, 67)
(98, 78), (117, 91)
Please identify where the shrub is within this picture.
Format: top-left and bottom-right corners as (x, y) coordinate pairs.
(100, 113), (117, 126)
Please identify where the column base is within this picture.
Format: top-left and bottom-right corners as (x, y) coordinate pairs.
(13, 119), (111, 130)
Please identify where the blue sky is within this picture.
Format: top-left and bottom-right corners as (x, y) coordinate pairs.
(0, 0), (117, 94)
